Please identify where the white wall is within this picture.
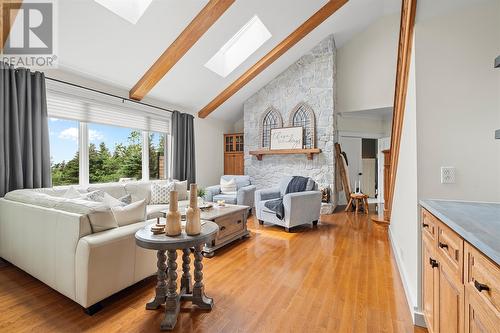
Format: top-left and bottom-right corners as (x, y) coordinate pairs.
(194, 117), (233, 188)
(390, 0), (500, 326)
(233, 118), (244, 133)
(415, 0), (500, 201)
(337, 13), (399, 113)
(43, 68), (232, 188)
(389, 37), (420, 322)
(337, 115), (391, 136)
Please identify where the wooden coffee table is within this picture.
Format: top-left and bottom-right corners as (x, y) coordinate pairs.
(161, 204), (249, 257)
(200, 204), (250, 257)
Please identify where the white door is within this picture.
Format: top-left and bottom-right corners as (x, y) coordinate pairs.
(339, 136), (362, 198)
(377, 137), (390, 204)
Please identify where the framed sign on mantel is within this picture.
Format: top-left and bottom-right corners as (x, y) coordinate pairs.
(270, 126), (303, 150)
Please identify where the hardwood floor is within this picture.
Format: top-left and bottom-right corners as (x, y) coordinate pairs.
(0, 210), (426, 333)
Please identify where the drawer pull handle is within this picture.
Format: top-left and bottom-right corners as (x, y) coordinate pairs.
(438, 242), (448, 249)
(422, 223), (429, 228)
(220, 226), (226, 231)
(474, 280), (490, 293)
(237, 220), (242, 224)
(429, 258), (439, 268)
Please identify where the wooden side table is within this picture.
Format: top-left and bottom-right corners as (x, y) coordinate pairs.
(135, 221), (219, 331)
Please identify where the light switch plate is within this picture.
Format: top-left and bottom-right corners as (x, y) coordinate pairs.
(441, 167), (456, 184)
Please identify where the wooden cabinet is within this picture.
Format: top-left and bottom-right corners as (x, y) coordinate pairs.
(438, 260), (464, 333)
(464, 243), (500, 333)
(423, 233), (439, 333)
(465, 287), (498, 333)
(421, 209), (499, 333)
(224, 133), (244, 175)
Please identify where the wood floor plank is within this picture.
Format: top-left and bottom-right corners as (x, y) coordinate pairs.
(0, 209), (425, 332)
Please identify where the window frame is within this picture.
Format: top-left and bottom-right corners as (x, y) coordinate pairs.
(49, 117), (170, 186)
(259, 106), (283, 149)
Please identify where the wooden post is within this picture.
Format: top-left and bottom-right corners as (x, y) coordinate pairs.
(383, 149), (391, 221)
(334, 143), (350, 204)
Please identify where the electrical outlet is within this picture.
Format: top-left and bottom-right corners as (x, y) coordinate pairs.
(441, 167), (456, 184)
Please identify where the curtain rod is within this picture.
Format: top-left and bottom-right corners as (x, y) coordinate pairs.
(45, 76), (174, 114)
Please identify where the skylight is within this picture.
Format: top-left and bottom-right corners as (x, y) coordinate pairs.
(205, 15), (272, 78)
(94, 0), (153, 24)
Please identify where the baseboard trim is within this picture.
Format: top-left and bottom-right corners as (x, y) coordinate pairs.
(388, 228), (425, 327)
(414, 310), (426, 328)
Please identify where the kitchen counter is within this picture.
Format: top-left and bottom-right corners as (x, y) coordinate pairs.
(420, 199), (500, 265)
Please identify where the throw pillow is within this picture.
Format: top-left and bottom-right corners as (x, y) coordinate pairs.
(63, 186), (84, 199)
(150, 182), (174, 204)
(84, 190), (106, 202)
(174, 180), (188, 201)
(119, 194), (132, 205)
(220, 178), (237, 195)
(102, 192), (132, 207)
(88, 210), (119, 233)
(111, 199), (147, 227)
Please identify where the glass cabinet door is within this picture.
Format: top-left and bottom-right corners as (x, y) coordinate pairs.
(225, 136), (232, 152)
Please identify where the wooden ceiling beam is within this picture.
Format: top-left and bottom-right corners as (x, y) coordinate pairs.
(198, 0), (348, 119)
(129, 0), (234, 101)
(1, 0), (23, 51)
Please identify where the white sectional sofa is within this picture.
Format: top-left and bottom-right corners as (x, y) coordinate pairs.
(0, 180), (189, 311)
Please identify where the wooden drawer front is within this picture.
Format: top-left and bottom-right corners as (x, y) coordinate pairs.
(465, 243), (500, 314)
(437, 222), (464, 280)
(465, 283), (499, 333)
(422, 209), (438, 241)
(215, 212), (244, 241)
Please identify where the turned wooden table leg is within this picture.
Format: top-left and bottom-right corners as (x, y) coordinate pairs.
(181, 248), (192, 294)
(192, 244), (213, 310)
(161, 250), (180, 331)
(146, 250), (167, 310)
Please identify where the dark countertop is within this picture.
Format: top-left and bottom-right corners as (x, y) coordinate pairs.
(420, 200), (500, 265)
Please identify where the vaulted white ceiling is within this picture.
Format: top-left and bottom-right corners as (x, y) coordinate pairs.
(57, 0), (400, 122)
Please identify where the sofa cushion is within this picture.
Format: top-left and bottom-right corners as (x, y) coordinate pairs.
(279, 176), (294, 196)
(63, 186), (85, 199)
(53, 198), (117, 233)
(125, 181), (153, 204)
(306, 178), (316, 191)
(87, 183), (127, 199)
(5, 190), (68, 208)
(258, 199), (277, 214)
(33, 186), (80, 197)
(213, 194), (237, 205)
(111, 199), (147, 227)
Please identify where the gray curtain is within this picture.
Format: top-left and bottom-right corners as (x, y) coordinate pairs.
(0, 62), (51, 196)
(172, 111), (196, 185)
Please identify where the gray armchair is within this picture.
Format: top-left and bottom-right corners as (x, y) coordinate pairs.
(204, 175), (256, 213)
(254, 176), (322, 232)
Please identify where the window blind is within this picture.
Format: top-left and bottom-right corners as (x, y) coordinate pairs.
(46, 80), (171, 133)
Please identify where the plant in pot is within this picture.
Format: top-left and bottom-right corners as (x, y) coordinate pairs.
(197, 187), (206, 205)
